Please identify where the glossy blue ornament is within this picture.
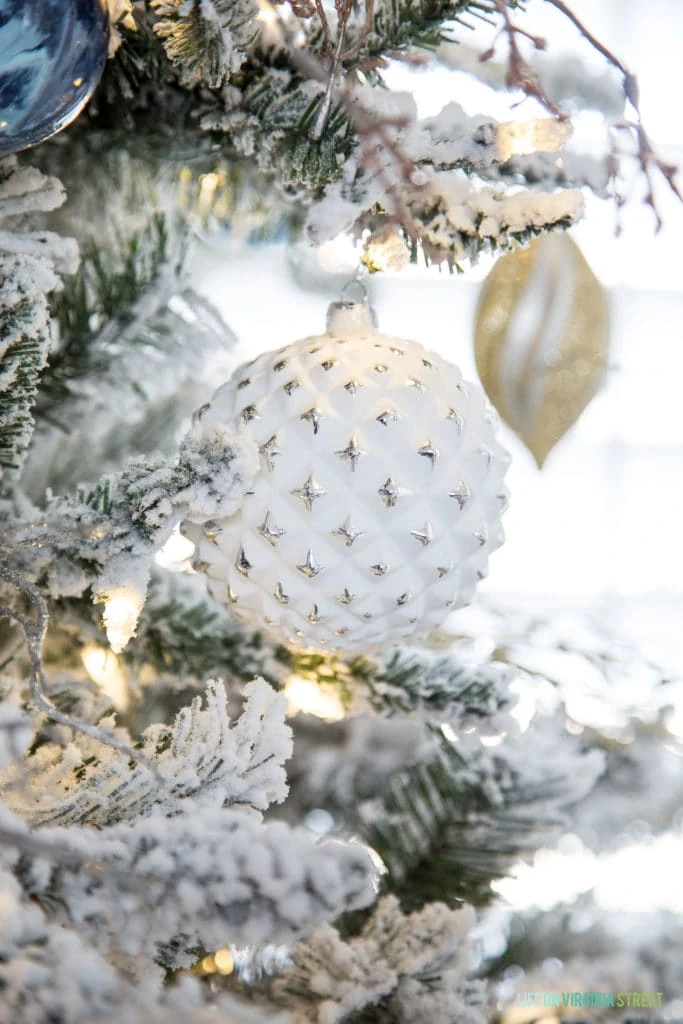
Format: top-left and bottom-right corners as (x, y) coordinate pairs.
(0, 0), (109, 156)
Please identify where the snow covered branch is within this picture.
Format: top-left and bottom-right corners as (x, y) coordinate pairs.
(4, 418), (258, 651)
(0, 855), (290, 1023)
(1, 678), (291, 827)
(7, 804), (376, 966)
(0, 157), (78, 496)
(274, 894), (485, 1024)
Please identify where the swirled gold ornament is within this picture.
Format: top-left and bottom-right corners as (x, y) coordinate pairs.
(474, 234), (609, 467)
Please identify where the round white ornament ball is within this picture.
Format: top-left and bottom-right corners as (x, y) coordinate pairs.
(185, 300), (510, 653)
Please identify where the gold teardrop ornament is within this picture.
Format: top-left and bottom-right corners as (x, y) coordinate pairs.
(474, 234), (610, 467)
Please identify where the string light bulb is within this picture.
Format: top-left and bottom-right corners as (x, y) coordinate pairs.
(283, 674), (346, 721)
(81, 644), (130, 712)
(198, 948), (235, 975)
(100, 586), (144, 654)
(496, 118), (572, 161)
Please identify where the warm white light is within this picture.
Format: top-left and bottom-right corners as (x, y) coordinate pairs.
(81, 644), (130, 712)
(213, 948), (234, 974)
(284, 674), (346, 720)
(102, 587), (144, 654)
(496, 118), (572, 161)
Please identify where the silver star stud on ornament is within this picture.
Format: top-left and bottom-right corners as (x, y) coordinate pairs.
(448, 481), (470, 509)
(274, 581), (289, 605)
(235, 546), (252, 577)
(335, 436), (366, 472)
(330, 516), (364, 547)
(297, 549), (323, 578)
(478, 446), (494, 468)
(240, 404), (260, 424)
(417, 441), (439, 468)
(378, 477), (400, 508)
(376, 409), (399, 426)
(283, 378), (301, 396)
(446, 408), (464, 432)
(473, 525), (488, 547)
(300, 407), (323, 434)
(257, 512), (285, 547)
(344, 380), (363, 395)
(291, 473), (327, 511)
(259, 434), (281, 471)
(308, 604), (325, 624)
(410, 522), (433, 547)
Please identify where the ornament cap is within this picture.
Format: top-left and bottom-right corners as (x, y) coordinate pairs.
(326, 281), (377, 335)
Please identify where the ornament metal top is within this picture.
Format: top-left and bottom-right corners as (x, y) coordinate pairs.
(185, 286), (511, 654)
(0, 0), (109, 156)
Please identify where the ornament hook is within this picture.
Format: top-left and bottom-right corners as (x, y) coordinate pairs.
(326, 279), (377, 333)
(340, 279), (369, 307)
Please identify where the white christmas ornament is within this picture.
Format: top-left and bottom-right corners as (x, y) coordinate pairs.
(184, 294), (510, 653)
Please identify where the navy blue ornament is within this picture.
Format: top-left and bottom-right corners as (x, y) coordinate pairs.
(0, 0), (109, 156)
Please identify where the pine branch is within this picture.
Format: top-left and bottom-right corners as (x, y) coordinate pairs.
(361, 647), (514, 722)
(358, 0), (500, 60)
(0, 677), (292, 827)
(273, 894), (486, 1023)
(124, 572), (289, 684)
(151, 0), (259, 88)
(8, 805), (376, 967)
(355, 719), (603, 910)
(0, 856), (286, 1024)
(0, 158), (78, 497)
(39, 213), (169, 423)
(3, 422), (258, 652)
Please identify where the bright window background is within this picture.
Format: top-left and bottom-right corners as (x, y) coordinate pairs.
(193, 0), (683, 665)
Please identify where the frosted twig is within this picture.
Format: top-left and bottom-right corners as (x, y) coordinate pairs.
(487, 0), (681, 228)
(0, 561), (164, 784)
(545, 0), (682, 229)
(314, 0), (332, 54)
(341, 0), (375, 62)
(264, 3), (431, 249)
(309, 0), (375, 140)
(309, 17), (348, 141)
(544, 0), (629, 75)
(485, 0), (565, 119)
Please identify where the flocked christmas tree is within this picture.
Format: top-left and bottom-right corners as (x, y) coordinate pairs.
(1, 1), (682, 1022)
